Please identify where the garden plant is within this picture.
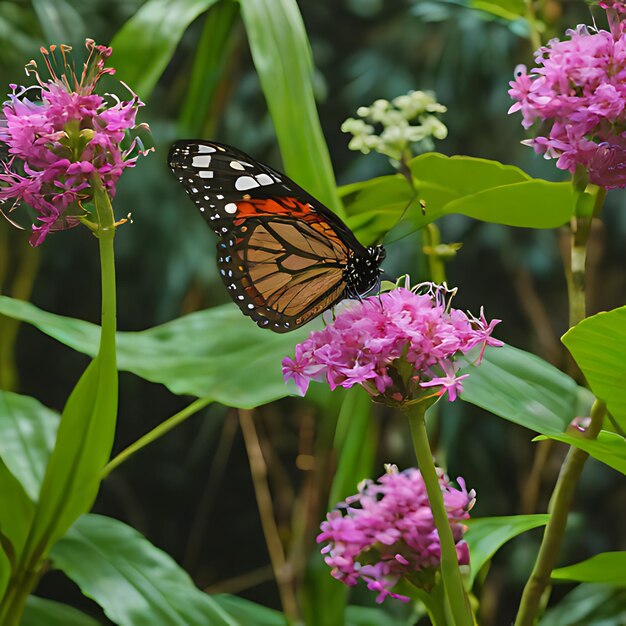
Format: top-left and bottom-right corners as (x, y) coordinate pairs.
(0, 0), (624, 625)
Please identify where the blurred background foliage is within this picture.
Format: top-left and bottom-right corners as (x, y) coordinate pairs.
(1, 0), (625, 624)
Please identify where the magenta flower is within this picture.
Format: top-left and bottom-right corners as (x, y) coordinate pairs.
(508, 15), (626, 189)
(282, 283), (501, 403)
(317, 465), (475, 603)
(0, 40), (150, 245)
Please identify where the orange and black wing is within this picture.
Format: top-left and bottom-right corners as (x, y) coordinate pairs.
(168, 140), (362, 332)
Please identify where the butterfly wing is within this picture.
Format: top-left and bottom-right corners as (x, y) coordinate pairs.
(168, 140), (363, 332)
(168, 140), (366, 250)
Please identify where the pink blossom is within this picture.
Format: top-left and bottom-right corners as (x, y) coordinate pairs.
(317, 466), (475, 603)
(282, 284), (501, 403)
(508, 18), (626, 188)
(0, 40), (151, 245)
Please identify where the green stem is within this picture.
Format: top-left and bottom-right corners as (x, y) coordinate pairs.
(403, 402), (473, 626)
(514, 183), (607, 626)
(525, 0), (542, 51)
(0, 175), (118, 625)
(423, 223), (447, 285)
(102, 397), (212, 477)
(399, 579), (448, 626)
(514, 400), (606, 626)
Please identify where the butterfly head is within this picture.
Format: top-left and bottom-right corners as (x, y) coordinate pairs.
(345, 244), (386, 299)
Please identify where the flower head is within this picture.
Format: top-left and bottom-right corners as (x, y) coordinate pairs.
(317, 465), (475, 603)
(342, 91), (447, 162)
(508, 18), (626, 189)
(0, 40), (151, 245)
(282, 282), (501, 403)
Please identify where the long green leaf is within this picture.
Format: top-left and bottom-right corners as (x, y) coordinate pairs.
(51, 514), (272, 626)
(536, 430), (626, 475)
(0, 391), (58, 501)
(461, 344), (580, 435)
(552, 552), (626, 585)
(562, 306), (626, 432)
(340, 154), (575, 245)
(0, 295), (317, 408)
(239, 0), (341, 214)
(178, 0), (240, 136)
(28, 354), (117, 553)
(0, 460), (35, 563)
(464, 515), (550, 587)
(31, 0), (86, 45)
(110, 0), (220, 100)
(328, 386), (375, 506)
(0, 297), (583, 428)
(22, 596), (101, 626)
(539, 583), (626, 626)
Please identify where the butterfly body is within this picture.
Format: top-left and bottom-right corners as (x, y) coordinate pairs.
(168, 140), (385, 332)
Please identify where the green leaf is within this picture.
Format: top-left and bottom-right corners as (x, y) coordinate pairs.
(0, 295), (317, 408)
(470, 0), (526, 20)
(552, 552), (626, 585)
(328, 386), (375, 506)
(464, 515), (550, 587)
(346, 605), (418, 625)
(31, 0), (86, 45)
(110, 0), (220, 100)
(51, 514), (256, 625)
(208, 595), (286, 625)
(0, 390), (59, 501)
(29, 354), (117, 553)
(0, 459), (35, 562)
(539, 583), (626, 626)
(0, 546), (9, 602)
(536, 430), (626, 475)
(22, 596), (101, 626)
(562, 306), (626, 432)
(178, 1), (240, 136)
(240, 0), (341, 214)
(461, 344), (579, 435)
(340, 154), (574, 245)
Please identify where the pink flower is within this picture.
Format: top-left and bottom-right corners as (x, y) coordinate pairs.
(317, 465), (475, 603)
(508, 18), (626, 188)
(282, 283), (501, 403)
(0, 40), (151, 245)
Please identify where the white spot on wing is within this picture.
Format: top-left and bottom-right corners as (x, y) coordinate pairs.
(235, 176), (260, 191)
(199, 170), (214, 178)
(224, 202), (238, 214)
(230, 161), (245, 171)
(192, 155), (212, 168)
(255, 173), (273, 186)
(198, 145), (216, 153)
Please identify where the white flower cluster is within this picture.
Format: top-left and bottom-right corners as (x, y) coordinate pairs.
(341, 91), (448, 162)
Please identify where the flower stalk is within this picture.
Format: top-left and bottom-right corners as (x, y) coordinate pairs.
(102, 397), (212, 477)
(514, 400), (606, 626)
(404, 401), (474, 626)
(514, 181), (607, 625)
(0, 174), (118, 626)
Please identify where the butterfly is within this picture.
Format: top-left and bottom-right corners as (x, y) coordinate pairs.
(168, 140), (386, 333)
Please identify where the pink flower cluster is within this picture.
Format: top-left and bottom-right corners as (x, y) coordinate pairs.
(599, 1), (626, 13)
(508, 20), (626, 189)
(317, 466), (475, 603)
(0, 40), (150, 245)
(282, 285), (501, 402)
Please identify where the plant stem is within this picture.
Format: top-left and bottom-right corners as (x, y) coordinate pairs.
(102, 397), (212, 477)
(238, 409), (300, 624)
(514, 183), (606, 626)
(404, 402), (473, 626)
(514, 400), (606, 626)
(423, 223), (447, 285)
(0, 175), (119, 626)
